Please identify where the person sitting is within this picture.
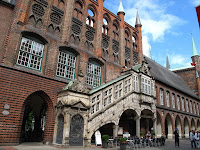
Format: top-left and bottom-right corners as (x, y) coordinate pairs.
(146, 131), (151, 139)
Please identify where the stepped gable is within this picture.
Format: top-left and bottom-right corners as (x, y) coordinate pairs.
(145, 56), (200, 100)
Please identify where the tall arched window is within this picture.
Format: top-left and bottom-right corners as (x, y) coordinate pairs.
(166, 91), (170, 107)
(56, 47), (78, 80)
(102, 18), (108, 35)
(86, 8), (95, 27)
(86, 60), (102, 88)
(159, 89), (164, 105)
(181, 97), (185, 111)
(16, 35), (45, 71)
(172, 94), (175, 108)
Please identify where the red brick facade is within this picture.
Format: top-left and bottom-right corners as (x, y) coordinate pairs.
(0, 0), (143, 146)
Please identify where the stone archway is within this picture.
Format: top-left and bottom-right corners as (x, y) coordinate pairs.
(165, 114), (173, 139)
(119, 109), (138, 137)
(157, 112), (162, 138)
(20, 91), (52, 143)
(197, 120), (200, 130)
(175, 115), (182, 138)
(184, 117), (189, 138)
(191, 119), (195, 130)
(140, 109), (154, 136)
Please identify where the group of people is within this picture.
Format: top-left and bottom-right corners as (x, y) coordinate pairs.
(174, 128), (200, 149)
(190, 130), (200, 149)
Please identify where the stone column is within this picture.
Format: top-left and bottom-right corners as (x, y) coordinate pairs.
(113, 125), (119, 138)
(136, 117), (141, 137)
(153, 118), (157, 136)
(63, 112), (71, 146)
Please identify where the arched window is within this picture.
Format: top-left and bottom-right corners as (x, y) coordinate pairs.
(186, 99), (189, 112)
(56, 47), (78, 80)
(159, 89), (164, 105)
(166, 91), (170, 107)
(181, 97), (185, 111)
(177, 95), (180, 110)
(73, 0), (83, 21)
(16, 36), (45, 71)
(172, 94), (175, 108)
(86, 60), (102, 88)
(102, 18), (108, 35)
(86, 8), (95, 27)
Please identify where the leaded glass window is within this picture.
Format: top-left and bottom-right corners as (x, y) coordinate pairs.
(197, 104), (199, 115)
(124, 78), (131, 94)
(86, 62), (101, 87)
(133, 75), (138, 92)
(17, 37), (44, 70)
(56, 51), (76, 80)
(114, 83), (122, 100)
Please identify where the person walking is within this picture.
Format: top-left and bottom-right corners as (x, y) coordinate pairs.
(190, 130), (197, 148)
(173, 128), (179, 147)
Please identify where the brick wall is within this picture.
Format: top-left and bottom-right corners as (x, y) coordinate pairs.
(0, 66), (66, 145)
(0, 3), (14, 62)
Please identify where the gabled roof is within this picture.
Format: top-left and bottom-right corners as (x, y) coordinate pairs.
(145, 56), (200, 100)
(170, 66), (195, 71)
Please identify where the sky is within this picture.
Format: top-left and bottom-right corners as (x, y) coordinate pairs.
(103, 0), (200, 69)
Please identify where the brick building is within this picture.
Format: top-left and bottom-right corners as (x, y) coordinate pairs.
(0, 0), (200, 147)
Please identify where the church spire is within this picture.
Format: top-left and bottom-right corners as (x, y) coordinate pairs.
(135, 9), (141, 26)
(166, 53), (170, 70)
(192, 34), (199, 56)
(118, 0), (124, 13)
(147, 47), (152, 59)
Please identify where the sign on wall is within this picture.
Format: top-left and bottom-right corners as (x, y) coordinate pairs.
(95, 130), (102, 146)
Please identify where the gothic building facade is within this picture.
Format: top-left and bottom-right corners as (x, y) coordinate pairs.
(0, 0), (200, 147)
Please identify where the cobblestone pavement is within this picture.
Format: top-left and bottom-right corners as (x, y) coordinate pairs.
(0, 139), (196, 150)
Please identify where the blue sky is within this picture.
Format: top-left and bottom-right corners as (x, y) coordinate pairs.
(103, 0), (200, 69)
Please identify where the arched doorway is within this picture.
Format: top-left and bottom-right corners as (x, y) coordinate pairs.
(69, 114), (84, 146)
(197, 120), (200, 131)
(20, 91), (48, 143)
(119, 109), (137, 137)
(184, 117), (189, 138)
(165, 114), (173, 139)
(56, 114), (64, 144)
(91, 123), (115, 144)
(140, 109), (154, 136)
(191, 119), (195, 130)
(175, 115), (182, 138)
(157, 112), (162, 138)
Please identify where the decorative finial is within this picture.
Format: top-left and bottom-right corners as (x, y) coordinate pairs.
(135, 9), (141, 25)
(118, 0), (124, 13)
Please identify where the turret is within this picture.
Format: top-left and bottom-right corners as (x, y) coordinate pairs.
(135, 10), (143, 64)
(117, 0), (126, 67)
(191, 34), (200, 71)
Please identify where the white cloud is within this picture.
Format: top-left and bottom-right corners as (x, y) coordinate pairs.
(123, 0), (184, 58)
(169, 53), (191, 67)
(193, 0), (200, 6)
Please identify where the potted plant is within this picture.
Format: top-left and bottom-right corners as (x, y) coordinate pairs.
(102, 135), (109, 148)
(120, 137), (127, 150)
(140, 131), (143, 138)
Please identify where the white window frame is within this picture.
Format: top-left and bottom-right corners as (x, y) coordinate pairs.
(133, 75), (138, 92)
(114, 82), (123, 100)
(17, 37), (44, 71)
(124, 78), (131, 94)
(86, 62), (101, 88)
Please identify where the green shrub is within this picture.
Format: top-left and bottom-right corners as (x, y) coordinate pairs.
(120, 137), (127, 143)
(151, 131), (155, 135)
(102, 135), (109, 143)
(140, 131), (143, 136)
